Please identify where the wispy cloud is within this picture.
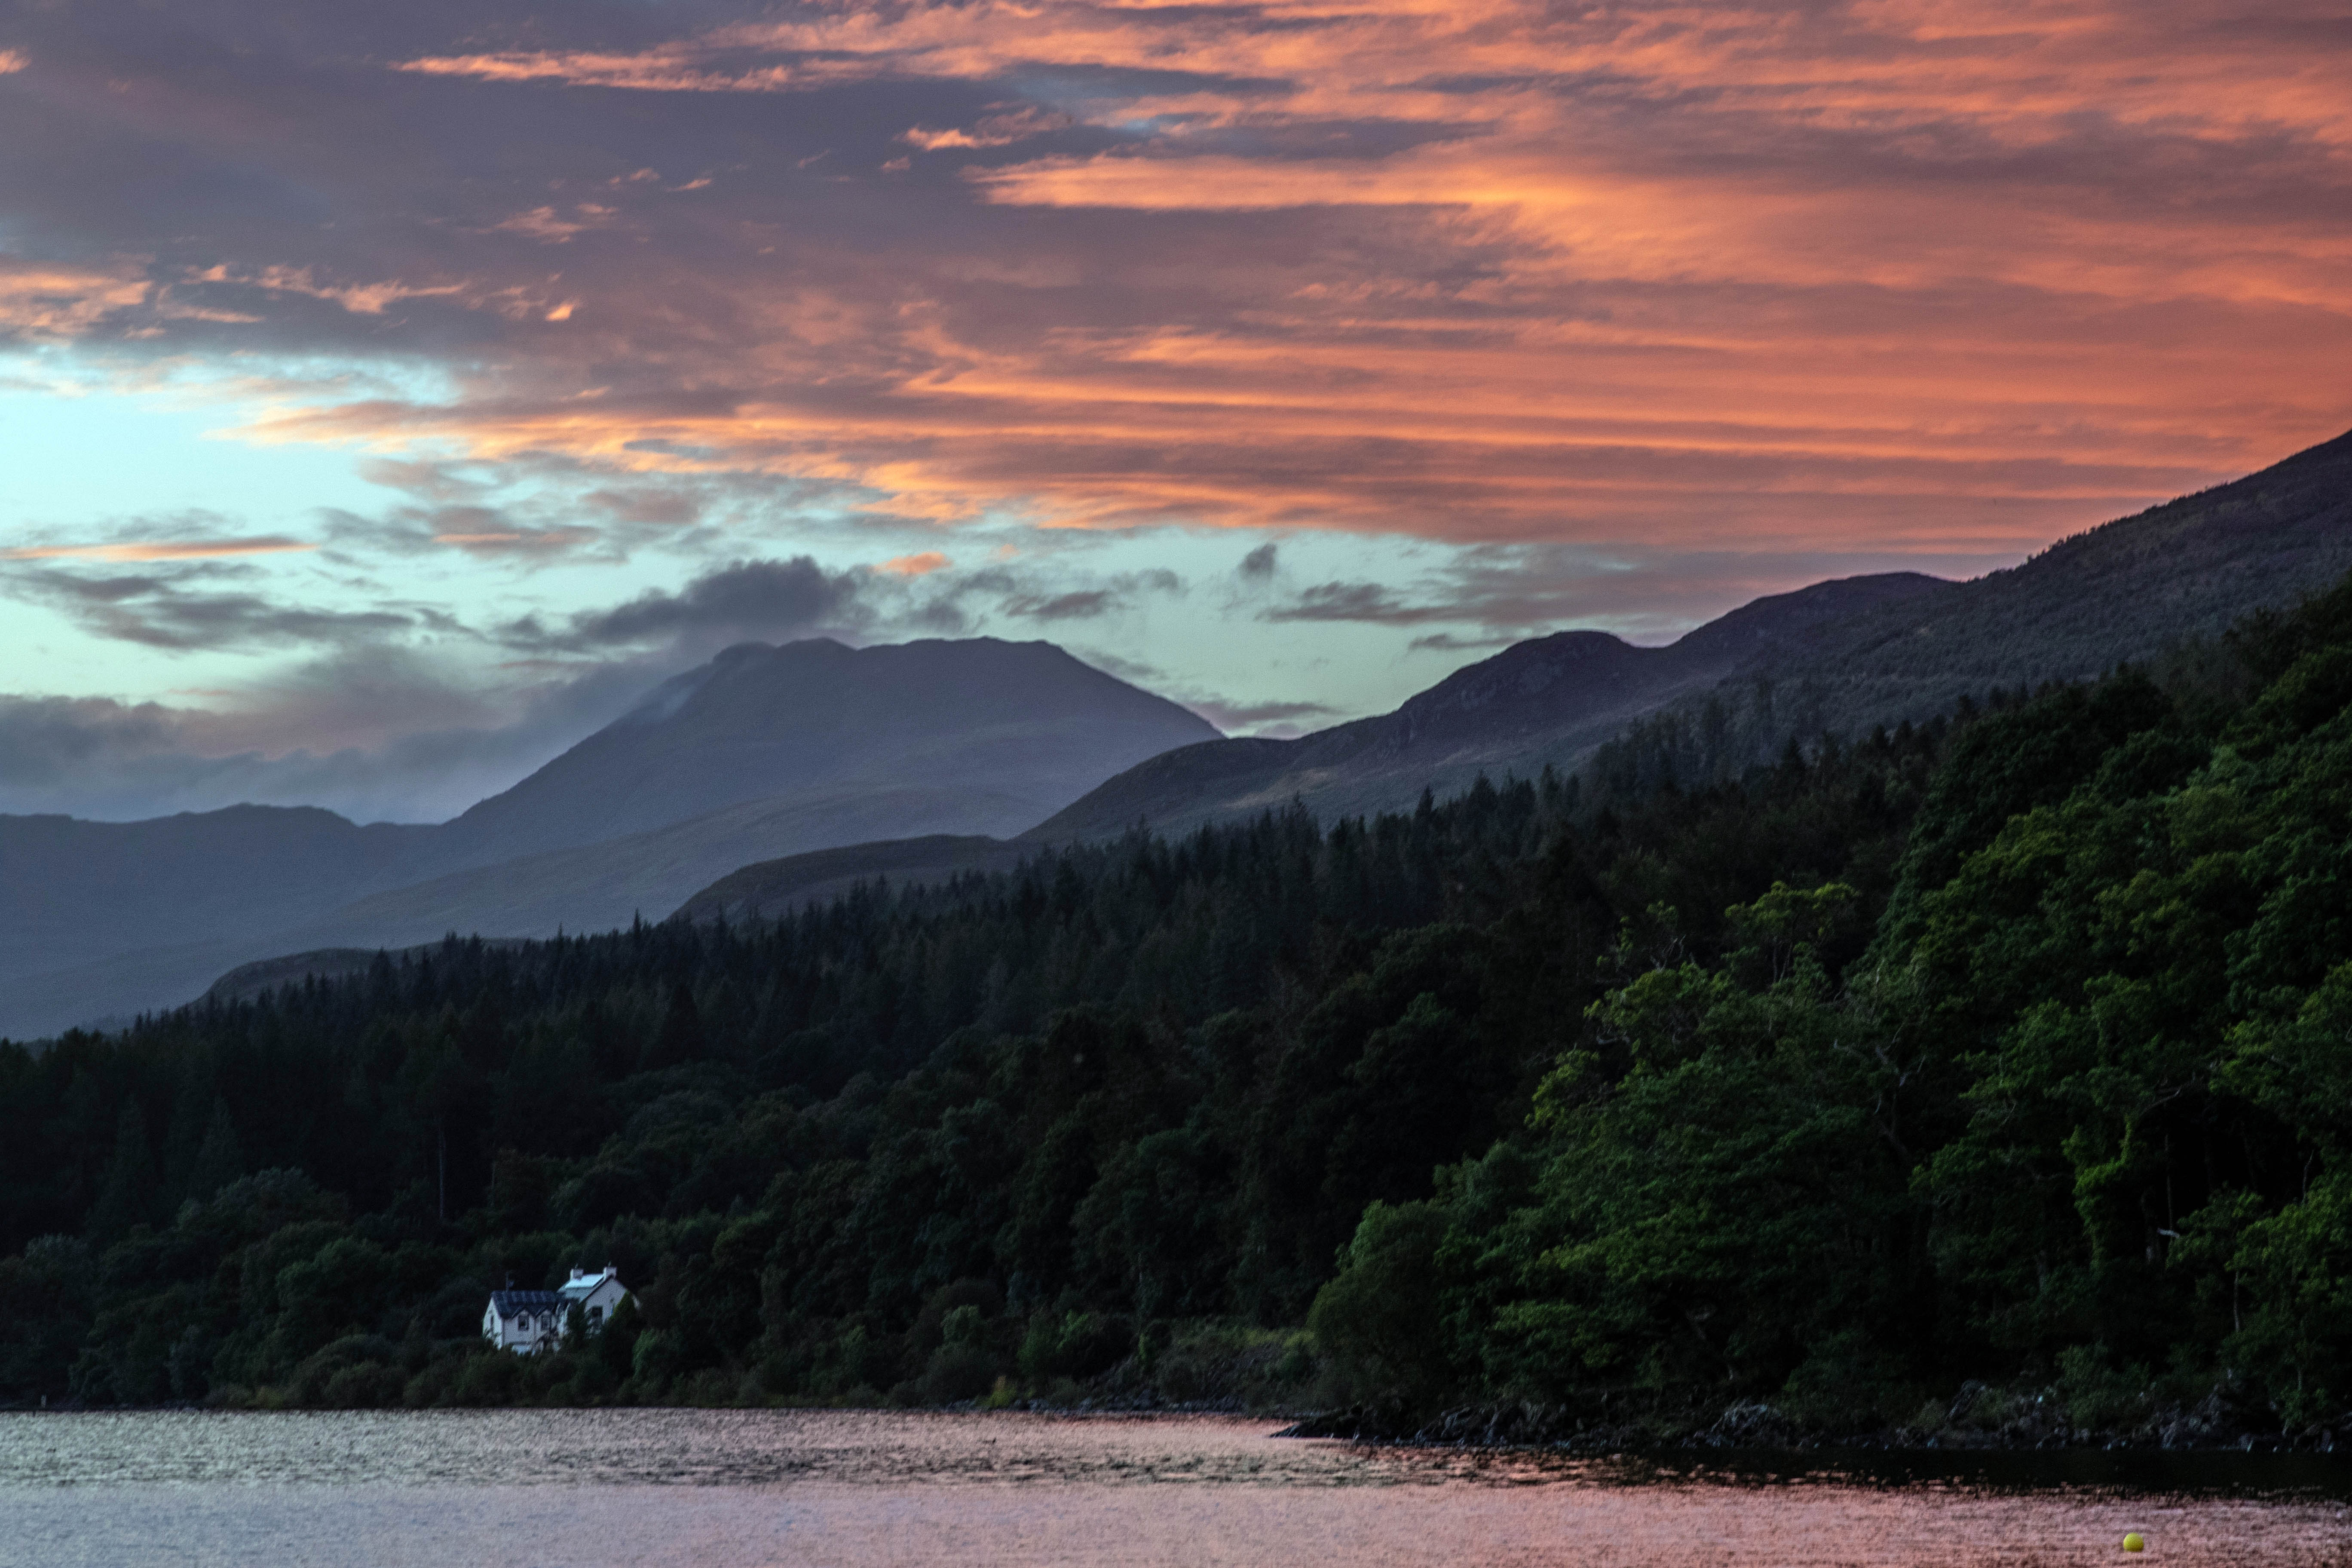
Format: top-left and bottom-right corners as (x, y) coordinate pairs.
(182, 264), (471, 317)
(903, 107), (1074, 151)
(0, 536), (316, 562)
(2, 564), (417, 653)
(427, 523), (601, 555)
(1002, 589), (1117, 621)
(0, 659), (663, 825)
(391, 49), (802, 95)
(1262, 582), (1455, 625)
(1182, 695), (1337, 734)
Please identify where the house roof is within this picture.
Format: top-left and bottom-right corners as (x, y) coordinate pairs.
(558, 1269), (618, 1302)
(487, 1272), (628, 1320)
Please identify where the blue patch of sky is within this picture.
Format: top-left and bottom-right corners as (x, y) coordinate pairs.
(0, 373), (386, 536)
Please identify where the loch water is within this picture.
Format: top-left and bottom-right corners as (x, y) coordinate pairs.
(0, 1409), (2346, 1567)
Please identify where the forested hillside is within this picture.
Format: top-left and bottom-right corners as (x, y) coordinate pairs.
(6, 576), (2352, 1444)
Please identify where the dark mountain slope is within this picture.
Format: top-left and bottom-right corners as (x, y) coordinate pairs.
(1801, 426), (2352, 691)
(673, 576), (1960, 918)
(1605, 426), (2352, 783)
(299, 785), (1045, 952)
(1029, 573), (1956, 840)
(1033, 429), (2352, 839)
(0, 807), (439, 988)
(676, 834), (1034, 924)
(443, 637), (1218, 859)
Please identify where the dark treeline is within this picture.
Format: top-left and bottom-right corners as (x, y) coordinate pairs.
(4, 576), (2350, 1442)
(0, 701), (1938, 1412)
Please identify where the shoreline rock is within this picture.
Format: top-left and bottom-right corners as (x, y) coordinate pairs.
(1272, 1392), (2352, 1455)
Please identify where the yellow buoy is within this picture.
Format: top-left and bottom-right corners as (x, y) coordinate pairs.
(2122, 1533), (2145, 1553)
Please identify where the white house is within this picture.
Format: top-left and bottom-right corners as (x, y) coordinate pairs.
(482, 1265), (634, 1353)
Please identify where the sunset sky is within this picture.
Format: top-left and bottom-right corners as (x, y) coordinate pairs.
(3, 0), (2348, 822)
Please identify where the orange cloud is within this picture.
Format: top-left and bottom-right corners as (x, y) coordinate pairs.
(490, 206), (614, 244)
(0, 257), (150, 337)
(0, 538), (317, 562)
(903, 108), (1073, 151)
(393, 49), (802, 93)
(242, 1), (2352, 555)
(182, 264), (471, 316)
(877, 551), (951, 576)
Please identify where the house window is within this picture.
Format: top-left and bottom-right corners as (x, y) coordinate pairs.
(588, 1305), (603, 1323)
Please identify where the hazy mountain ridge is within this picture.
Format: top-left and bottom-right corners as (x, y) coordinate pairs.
(0, 807), (446, 987)
(1027, 572), (1961, 841)
(300, 785), (1049, 952)
(1595, 426), (2352, 789)
(679, 432), (2352, 924)
(1031, 431), (2352, 839)
(441, 637), (1217, 860)
(0, 639), (1218, 1039)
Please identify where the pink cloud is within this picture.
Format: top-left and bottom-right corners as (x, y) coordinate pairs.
(16, 0), (2350, 564)
(0, 537), (317, 562)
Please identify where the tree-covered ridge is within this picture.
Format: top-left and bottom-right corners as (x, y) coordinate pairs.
(8, 575), (2352, 1442)
(1321, 578), (2352, 1439)
(0, 718), (1939, 1410)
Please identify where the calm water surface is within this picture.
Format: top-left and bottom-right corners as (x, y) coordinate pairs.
(0, 1409), (2345, 1567)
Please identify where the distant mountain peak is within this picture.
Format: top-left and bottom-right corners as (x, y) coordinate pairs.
(1, 633), (1226, 1038)
(447, 635), (1219, 858)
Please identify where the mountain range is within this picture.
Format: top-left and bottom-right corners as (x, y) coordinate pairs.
(1027, 428), (2352, 842)
(6, 428), (2349, 1038)
(0, 640), (1216, 1039)
(687, 428), (2352, 920)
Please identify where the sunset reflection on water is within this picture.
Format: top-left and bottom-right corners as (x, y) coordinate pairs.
(2, 1410), (2347, 1567)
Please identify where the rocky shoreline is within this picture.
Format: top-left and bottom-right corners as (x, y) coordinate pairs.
(9, 1387), (2348, 1455)
(1273, 1383), (2352, 1455)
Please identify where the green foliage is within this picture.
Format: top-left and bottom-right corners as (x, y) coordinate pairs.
(1401, 574), (2352, 1437)
(1471, 936), (1920, 1408)
(1307, 1200), (1453, 1404)
(1019, 1310), (1131, 1383)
